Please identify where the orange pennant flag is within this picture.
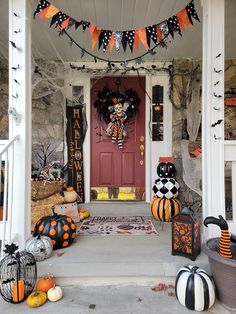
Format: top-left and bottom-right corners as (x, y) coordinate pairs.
(92, 28), (101, 49)
(109, 33), (115, 52)
(61, 17), (70, 30)
(89, 24), (96, 34)
(176, 8), (192, 31)
(134, 31), (140, 49)
(136, 28), (147, 48)
(156, 26), (163, 41)
(39, 4), (59, 19)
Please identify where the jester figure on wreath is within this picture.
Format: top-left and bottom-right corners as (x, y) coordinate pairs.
(106, 98), (129, 149)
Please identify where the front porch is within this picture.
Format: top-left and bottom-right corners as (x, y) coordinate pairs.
(37, 220), (208, 285)
(0, 0), (236, 311)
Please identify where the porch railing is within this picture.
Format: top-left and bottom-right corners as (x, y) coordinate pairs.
(224, 140), (236, 231)
(0, 135), (20, 256)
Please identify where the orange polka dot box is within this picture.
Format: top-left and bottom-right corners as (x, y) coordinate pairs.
(33, 206), (77, 250)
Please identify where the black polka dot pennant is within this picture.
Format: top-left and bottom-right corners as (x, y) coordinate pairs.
(81, 21), (91, 31)
(125, 31), (135, 52)
(50, 11), (69, 28)
(74, 20), (90, 31)
(167, 15), (182, 38)
(34, 0), (50, 18)
(98, 31), (112, 51)
(186, 0), (200, 25)
(146, 25), (158, 46)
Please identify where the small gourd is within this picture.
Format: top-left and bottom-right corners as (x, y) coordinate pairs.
(35, 273), (55, 293)
(79, 208), (90, 221)
(25, 234), (53, 261)
(63, 187), (78, 203)
(47, 285), (63, 302)
(26, 291), (47, 308)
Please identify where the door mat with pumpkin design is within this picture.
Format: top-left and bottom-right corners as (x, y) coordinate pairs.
(77, 216), (159, 236)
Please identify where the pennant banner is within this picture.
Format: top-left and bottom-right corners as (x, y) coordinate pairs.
(34, 0), (200, 53)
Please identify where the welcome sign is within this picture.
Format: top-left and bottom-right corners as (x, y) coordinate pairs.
(66, 106), (84, 203)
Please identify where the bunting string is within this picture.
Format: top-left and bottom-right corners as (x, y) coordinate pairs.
(34, 0), (200, 62)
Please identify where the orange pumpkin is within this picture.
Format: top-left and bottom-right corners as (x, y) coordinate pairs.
(35, 273), (55, 293)
(150, 197), (181, 222)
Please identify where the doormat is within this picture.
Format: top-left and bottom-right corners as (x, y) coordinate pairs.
(77, 216), (159, 236)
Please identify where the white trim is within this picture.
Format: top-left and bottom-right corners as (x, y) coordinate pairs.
(224, 140), (236, 161)
(149, 73), (172, 201)
(231, 162), (236, 227)
(8, 0), (32, 248)
(65, 62), (172, 204)
(202, 0), (225, 239)
(145, 75), (151, 202)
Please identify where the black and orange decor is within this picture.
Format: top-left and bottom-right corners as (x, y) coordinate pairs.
(172, 213), (201, 261)
(33, 206), (76, 250)
(151, 197), (181, 222)
(204, 215), (233, 259)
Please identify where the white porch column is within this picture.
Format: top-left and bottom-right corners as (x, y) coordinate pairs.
(202, 0), (225, 238)
(9, 0), (32, 247)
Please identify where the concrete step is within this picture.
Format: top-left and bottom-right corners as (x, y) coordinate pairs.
(37, 221), (209, 286)
(83, 202), (150, 217)
(0, 285), (228, 314)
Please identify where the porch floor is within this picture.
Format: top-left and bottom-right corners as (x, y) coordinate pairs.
(0, 285), (231, 314)
(38, 218), (209, 286)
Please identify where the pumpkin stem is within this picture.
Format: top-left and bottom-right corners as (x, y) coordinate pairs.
(51, 206), (57, 216)
(44, 272), (53, 280)
(191, 266), (199, 273)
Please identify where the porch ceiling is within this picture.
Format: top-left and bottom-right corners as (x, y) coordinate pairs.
(0, 0), (235, 62)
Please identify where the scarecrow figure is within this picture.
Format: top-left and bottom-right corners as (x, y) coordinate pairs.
(106, 98), (129, 149)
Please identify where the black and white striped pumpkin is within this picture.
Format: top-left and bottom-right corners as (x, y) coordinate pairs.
(175, 265), (215, 311)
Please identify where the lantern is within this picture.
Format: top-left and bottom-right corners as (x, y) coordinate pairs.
(0, 243), (37, 303)
(172, 212), (201, 261)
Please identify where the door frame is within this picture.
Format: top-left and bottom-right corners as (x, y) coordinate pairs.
(64, 62), (172, 203)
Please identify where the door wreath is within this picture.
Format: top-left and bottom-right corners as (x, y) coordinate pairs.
(93, 79), (140, 148)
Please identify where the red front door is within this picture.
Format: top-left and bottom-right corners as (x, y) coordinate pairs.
(91, 76), (145, 200)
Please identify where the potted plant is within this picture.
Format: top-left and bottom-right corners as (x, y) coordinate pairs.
(203, 215), (236, 310)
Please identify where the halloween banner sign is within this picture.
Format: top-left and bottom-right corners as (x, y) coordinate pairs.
(34, 0), (200, 53)
(66, 106), (84, 203)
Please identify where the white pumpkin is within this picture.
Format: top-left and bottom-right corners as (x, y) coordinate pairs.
(25, 234), (53, 261)
(175, 265), (215, 312)
(47, 286), (63, 302)
(63, 188), (78, 203)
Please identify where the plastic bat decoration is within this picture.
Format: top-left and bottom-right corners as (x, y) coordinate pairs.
(2, 278), (15, 284)
(211, 119), (223, 127)
(25, 262), (36, 266)
(7, 261), (17, 267)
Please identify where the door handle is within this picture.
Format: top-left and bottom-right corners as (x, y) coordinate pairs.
(140, 144), (144, 165)
(139, 136), (144, 142)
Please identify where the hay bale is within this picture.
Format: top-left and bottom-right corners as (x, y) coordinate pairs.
(31, 192), (64, 229)
(31, 179), (64, 201)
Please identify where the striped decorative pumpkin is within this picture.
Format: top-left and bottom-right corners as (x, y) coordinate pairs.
(175, 265), (215, 311)
(150, 197), (181, 222)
